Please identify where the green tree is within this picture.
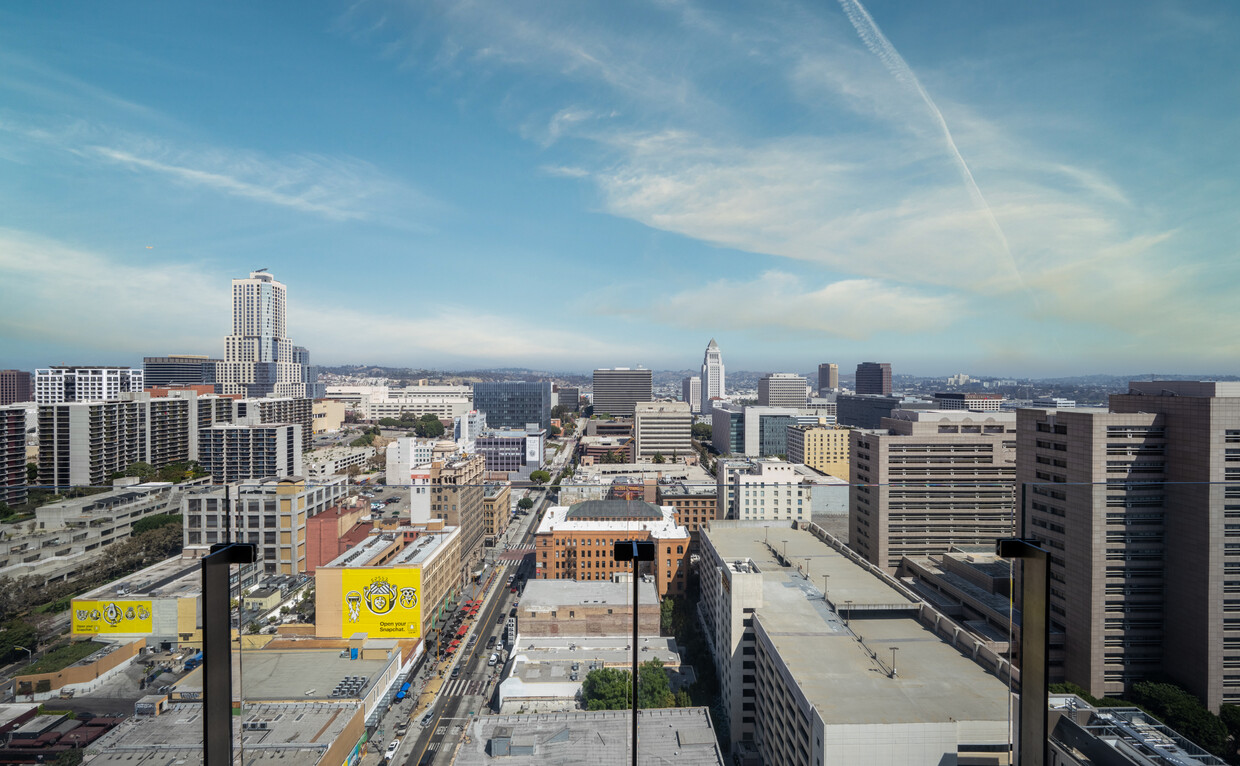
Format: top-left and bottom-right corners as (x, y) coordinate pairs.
(0, 501), (12, 519)
(582, 667), (630, 710)
(529, 470), (551, 485)
(517, 498), (534, 510)
(1220, 703), (1240, 756)
(55, 749), (84, 766)
(549, 424), (562, 437)
(660, 598), (675, 635)
(691, 422), (712, 440)
(652, 452), (665, 464)
(27, 463), (38, 483)
(120, 462), (157, 481)
(638, 658), (674, 709)
(0, 618), (38, 664)
(674, 689), (692, 707)
(246, 621), (261, 634)
(415, 415), (445, 439)
(132, 514), (181, 535)
(1130, 680), (1229, 756)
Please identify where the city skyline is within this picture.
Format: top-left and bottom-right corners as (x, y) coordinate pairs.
(2, 2), (1238, 376)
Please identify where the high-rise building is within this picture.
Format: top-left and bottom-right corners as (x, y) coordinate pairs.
(0, 370), (33, 405)
(233, 396), (314, 449)
(471, 381), (551, 430)
(817, 363), (839, 395)
(757, 373), (808, 408)
(1019, 381), (1240, 712)
(385, 437), (436, 486)
(38, 398), (149, 488)
(632, 401), (692, 462)
(855, 362), (892, 395)
(711, 404), (799, 457)
(453, 410), (487, 452)
(591, 368), (652, 418)
(850, 410), (1016, 570)
(0, 406), (27, 507)
(430, 451), (486, 575)
(142, 355), (220, 389)
(35, 366), (144, 404)
(216, 270), (310, 398)
(198, 422), (302, 483)
(786, 424), (851, 480)
(837, 393), (933, 428)
(682, 376), (702, 414)
(932, 392), (1004, 411)
(700, 339), (725, 415)
(558, 386), (581, 412)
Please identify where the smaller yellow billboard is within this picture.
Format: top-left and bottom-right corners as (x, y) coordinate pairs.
(72, 599), (154, 635)
(341, 569), (421, 638)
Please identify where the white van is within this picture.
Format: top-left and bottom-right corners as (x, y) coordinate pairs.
(487, 653), (499, 667)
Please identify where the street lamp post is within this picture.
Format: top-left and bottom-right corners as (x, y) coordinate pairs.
(14, 646), (32, 667)
(889, 646), (899, 678)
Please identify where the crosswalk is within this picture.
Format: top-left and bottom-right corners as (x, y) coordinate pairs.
(441, 678), (486, 697)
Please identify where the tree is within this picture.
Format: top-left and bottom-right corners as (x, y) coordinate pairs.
(660, 598), (675, 635)
(26, 463), (38, 483)
(581, 667), (630, 710)
(529, 470), (551, 485)
(1130, 680), (1229, 756)
(652, 452), (666, 464)
(638, 658), (674, 709)
(563, 421), (576, 436)
(517, 498), (534, 510)
(691, 422), (712, 440)
(132, 514), (181, 535)
(0, 618), (38, 664)
(549, 424), (562, 437)
(415, 414), (445, 439)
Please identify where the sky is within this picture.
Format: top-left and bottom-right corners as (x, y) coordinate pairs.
(1, 1), (1237, 378)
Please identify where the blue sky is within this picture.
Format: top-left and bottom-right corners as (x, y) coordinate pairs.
(1, 1), (1237, 377)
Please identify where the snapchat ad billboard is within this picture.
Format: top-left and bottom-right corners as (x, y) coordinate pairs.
(72, 600), (154, 635)
(341, 569), (421, 638)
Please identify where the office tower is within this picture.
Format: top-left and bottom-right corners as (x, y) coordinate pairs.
(699, 522), (1010, 760)
(198, 422), (302, 483)
(430, 451), (486, 574)
(533, 500), (690, 596)
(1020, 381), (1240, 711)
(817, 363), (839, 395)
(786, 424), (851, 480)
(292, 345), (324, 398)
(855, 361), (892, 395)
(849, 410), (1015, 570)
(836, 393), (933, 428)
(757, 373), (808, 408)
(700, 339), (725, 415)
(682, 376), (702, 414)
(0, 406), (26, 506)
(453, 410), (487, 452)
(216, 270), (309, 398)
(0, 370), (33, 405)
(142, 355), (220, 389)
(34, 366), (144, 404)
(38, 399), (149, 488)
(591, 368), (652, 418)
(712, 405), (799, 456)
(933, 392), (1004, 410)
(474, 430), (532, 473)
(632, 401), (692, 462)
(471, 381), (552, 430)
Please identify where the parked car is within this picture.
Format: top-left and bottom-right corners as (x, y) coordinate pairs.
(386, 739), (401, 757)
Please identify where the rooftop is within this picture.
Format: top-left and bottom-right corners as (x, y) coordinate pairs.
(455, 708), (723, 766)
(79, 555), (200, 600)
(705, 522), (1010, 727)
(565, 500), (662, 520)
(176, 648), (392, 701)
(537, 505), (687, 540)
(322, 526), (457, 569)
(521, 579), (659, 610)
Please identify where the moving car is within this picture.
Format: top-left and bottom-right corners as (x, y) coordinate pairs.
(386, 739), (401, 757)
(487, 653), (499, 666)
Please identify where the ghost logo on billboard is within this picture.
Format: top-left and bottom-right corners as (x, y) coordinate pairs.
(345, 591), (363, 623)
(137, 605), (150, 620)
(76, 609), (89, 621)
(364, 578), (396, 616)
(103, 603), (122, 627)
(399, 587), (418, 609)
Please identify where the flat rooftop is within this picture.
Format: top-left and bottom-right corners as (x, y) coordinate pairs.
(706, 523), (1010, 727)
(323, 526), (455, 568)
(86, 702), (360, 764)
(176, 648), (391, 701)
(521, 579), (659, 610)
(537, 506), (687, 540)
(565, 500), (662, 520)
(79, 555), (200, 600)
(456, 708), (723, 766)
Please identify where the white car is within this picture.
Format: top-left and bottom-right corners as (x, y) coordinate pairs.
(386, 739), (401, 757)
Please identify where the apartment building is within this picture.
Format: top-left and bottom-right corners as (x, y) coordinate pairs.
(1, 406), (26, 506)
(533, 500), (690, 597)
(471, 381), (552, 430)
(305, 446), (374, 478)
(38, 398), (149, 488)
(758, 373), (808, 408)
(430, 452), (485, 575)
(786, 424), (850, 481)
(314, 521), (462, 641)
(682, 376), (702, 414)
(1018, 381), (1240, 712)
(655, 480), (717, 554)
(720, 459), (809, 522)
(35, 366), (144, 404)
(854, 362), (892, 395)
(385, 437), (435, 486)
(313, 399), (345, 434)
(0, 370), (33, 406)
(633, 401), (692, 462)
(217, 270), (310, 398)
(699, 522), (1009, 762)
(849, 410), (1016, 571)
(142, 355), (219, 388)
(182, 476), (347, 575)
(198, 422), (302, 483)
(234, 396), (314, 450)
(453, 410), (487, 451)
(592, 368), (652, 418)
(482, 482), (511, 543)
(933, 392), (1005, 411)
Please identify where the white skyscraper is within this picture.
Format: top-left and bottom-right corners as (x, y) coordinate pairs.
(700, 338), (725, 416)
(216, 270), (310, 398)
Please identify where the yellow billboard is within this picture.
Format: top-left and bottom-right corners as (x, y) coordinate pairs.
(72, 599), (154, 635)
(341, 569), (421, 638)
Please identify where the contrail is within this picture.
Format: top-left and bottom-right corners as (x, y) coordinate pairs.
(837, 0), (1023, 286)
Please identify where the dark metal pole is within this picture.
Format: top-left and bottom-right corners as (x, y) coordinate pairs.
(632, 555), (639, 766)
(203, 541), (256, 766)
(997, 537), (1049, 766)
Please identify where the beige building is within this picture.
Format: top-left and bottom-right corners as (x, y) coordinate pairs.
(181, 476), (348, 575)
(849, 410), (1016, 570)
(430, 449), (486, 575)
(482, 482), (511, 543)
(1019, 381), (1240, 712)
(314, 521), (461, 642)
(632, 401), (692, 462)
(786, 424), (851, 480)
(312, 398), (345, 434)
(517, 579), (659, 637)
